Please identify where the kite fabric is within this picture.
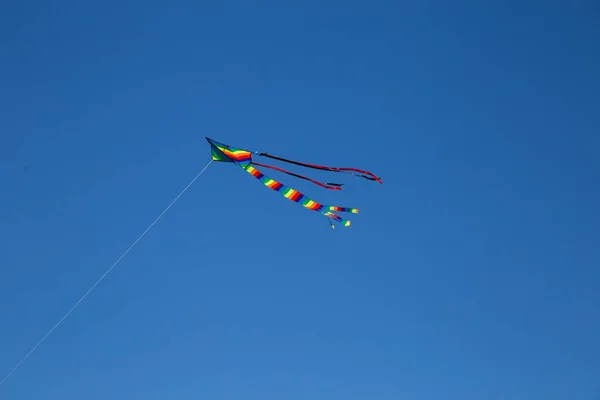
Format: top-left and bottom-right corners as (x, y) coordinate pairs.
(206, 137), (381, 228)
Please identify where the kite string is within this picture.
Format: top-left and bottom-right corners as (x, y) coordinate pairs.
(0, 159), (213, 388)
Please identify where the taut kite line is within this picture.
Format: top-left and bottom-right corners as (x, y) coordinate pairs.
(206, 137), (381, 228)
(0, 160), (213, 388)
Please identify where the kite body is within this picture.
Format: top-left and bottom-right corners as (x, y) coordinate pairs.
(206, 137), (381, 228)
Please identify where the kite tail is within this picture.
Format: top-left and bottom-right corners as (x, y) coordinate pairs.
(323, 211), (351, 227)
(257, 152), (382, 184)
(251, 161), (344, 191)
(243, 164), (355, 227)
(327, 206), (359, 214)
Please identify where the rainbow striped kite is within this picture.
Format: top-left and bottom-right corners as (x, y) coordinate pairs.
(206, 137), (381, 228)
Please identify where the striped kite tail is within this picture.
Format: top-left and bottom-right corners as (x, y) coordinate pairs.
(243, 164), (357, 228)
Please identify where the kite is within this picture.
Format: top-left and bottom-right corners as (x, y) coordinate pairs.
(206, 137), (381, 228)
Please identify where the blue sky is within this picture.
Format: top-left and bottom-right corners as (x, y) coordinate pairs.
(1, 1), (599, 399)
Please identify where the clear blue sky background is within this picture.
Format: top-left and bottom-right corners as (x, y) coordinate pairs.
(1, 1), (599, 399)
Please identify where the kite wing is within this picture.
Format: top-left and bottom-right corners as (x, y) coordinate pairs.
(206, 137), (380, 228)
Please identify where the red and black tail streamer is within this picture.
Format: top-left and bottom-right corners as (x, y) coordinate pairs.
(257, 153), (383, 184)
(251, 161), (344, 191)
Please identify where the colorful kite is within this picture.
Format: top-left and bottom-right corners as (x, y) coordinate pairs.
(206, 137), (381, 228)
